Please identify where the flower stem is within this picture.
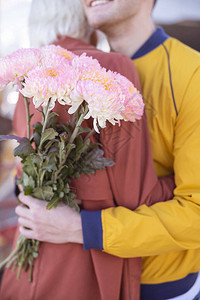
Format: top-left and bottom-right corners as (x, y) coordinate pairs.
(0, 247), (19, 269)
(0, 235), (39, 282)
(0, 235), (25, 270)
(69, 104), (89, 144)
(42, 99), (51, 133)
(84, 128), (95, 142)
(69, 113), (85, 144)
(23, 97), (30, 140)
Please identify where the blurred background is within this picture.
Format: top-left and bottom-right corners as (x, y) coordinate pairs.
(0, 0), (200, 267)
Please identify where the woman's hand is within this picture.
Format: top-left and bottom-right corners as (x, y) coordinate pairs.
(15, 192), (83, 244)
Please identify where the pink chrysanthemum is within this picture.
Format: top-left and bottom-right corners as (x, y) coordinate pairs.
(114, 73), (144, 122)
(71, 64), (144, 132)
(0, 48), (41, 91)
(0, 76), (8, 91)
(21, 64), (77, 110)
(67, 54), (103, 115)
(40, 45), (77, 67)
(72, 68), (125, 133)
(72, 53), (102, 75)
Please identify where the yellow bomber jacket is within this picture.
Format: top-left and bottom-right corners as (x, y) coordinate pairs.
(81, 27), (200, 284)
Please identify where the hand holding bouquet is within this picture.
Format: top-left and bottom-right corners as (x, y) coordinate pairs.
(0, 45), (144, 281)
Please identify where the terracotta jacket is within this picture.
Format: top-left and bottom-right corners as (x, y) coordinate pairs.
(0, 37), (174, 300)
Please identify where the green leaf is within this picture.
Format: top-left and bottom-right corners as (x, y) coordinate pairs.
(73, 147), (115, 175)
(32, 186), (54, 201)
(65, 143), (76, 158)
(46, 195), (59, 209)
(13, 138), (34, 158)
(77, 127), (91, 135)
(44, 140), (58, 152)
(32, 122), (42, 147)
(68, 192), (76, 200)
(0, 134), (23, 143)
(67, 195), (80, 212)
(32, 122), (43, 132)
(19, 172), (35, 191)
(33, 132), (41, 148)
(85, 148), (115, 170)
(39, 128), (58, 148)
(32, 252), (38, 258)
(58, 178), (64, 190)
(31, 154), (42, 165)
(46, 112), (59, 128)
(20, 155), (42, 186)
(76, 138), (90, 159)
(43, 162), (57, 172)
(63, 183), (70, 194)
(42, 155), (57, 179)
(58, 139), (66, 163)
(22, 155), (38, 177)
(59, 191), (64, 198)
(64, 162), (74, 176)
(43, 151), (57, 165)
(24, 186), (33, 195)
(60, 123), (73, 135)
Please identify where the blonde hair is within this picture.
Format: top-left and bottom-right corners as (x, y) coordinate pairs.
(28, 0), (91, 48)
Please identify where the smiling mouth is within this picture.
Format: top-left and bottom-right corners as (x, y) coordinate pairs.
(90, 0), (112, 7)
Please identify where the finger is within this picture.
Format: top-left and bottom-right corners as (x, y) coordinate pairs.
(15, 205), (31, 219)
(18, 192), (32, 207)
(18, 217), (34, 231)
(18, 184), (23, 192)
(18, 192), (45, 209)
(19, 226), (37, 240)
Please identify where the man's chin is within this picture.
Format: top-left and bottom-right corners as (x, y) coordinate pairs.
(87, 17), (111, 32)
(87, 20), (104, 31)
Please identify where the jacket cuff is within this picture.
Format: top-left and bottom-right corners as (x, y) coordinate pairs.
(81, 210), (103, 250)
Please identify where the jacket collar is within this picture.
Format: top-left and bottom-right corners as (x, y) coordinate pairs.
(132, 27), (169, 59)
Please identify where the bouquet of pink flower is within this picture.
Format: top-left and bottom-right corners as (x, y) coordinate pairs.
(0, 45), (144, 281)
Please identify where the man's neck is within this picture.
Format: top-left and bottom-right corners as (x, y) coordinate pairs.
(104, 16), (156, 58)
